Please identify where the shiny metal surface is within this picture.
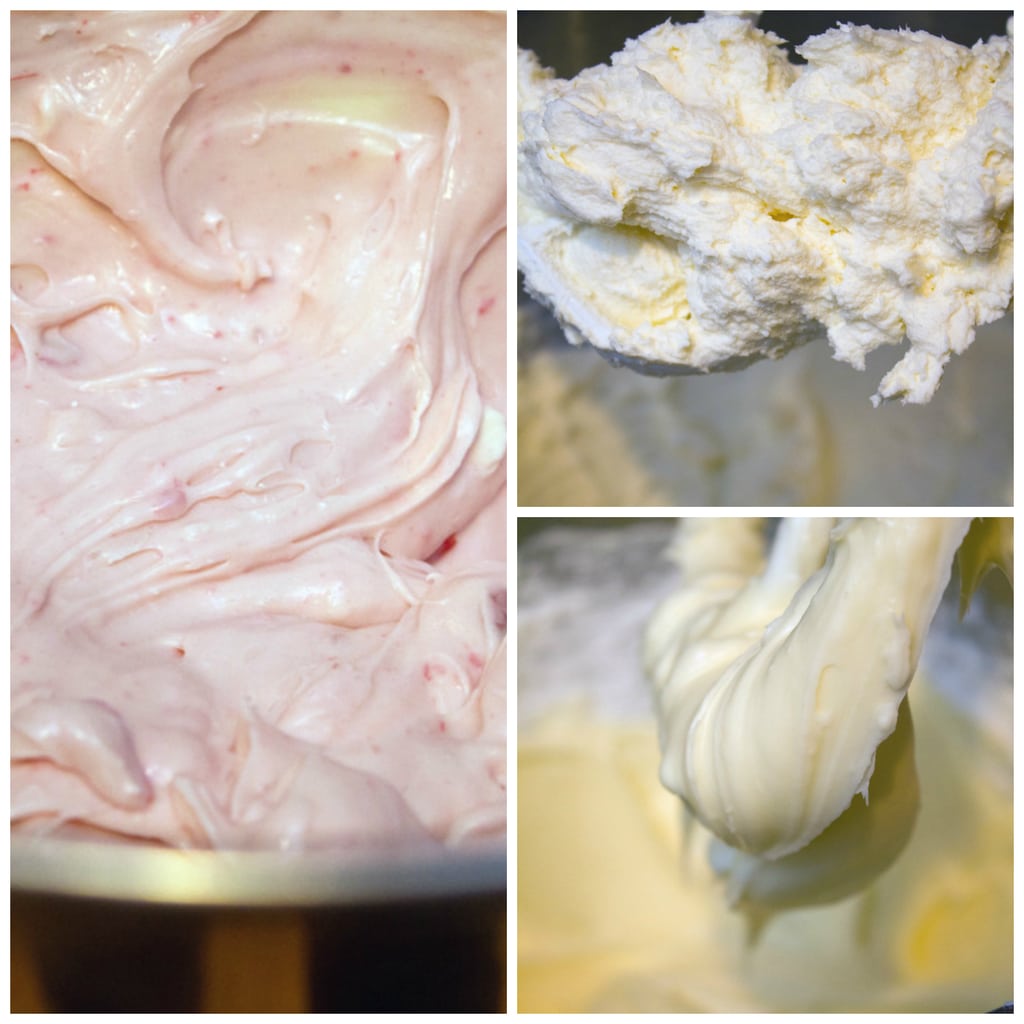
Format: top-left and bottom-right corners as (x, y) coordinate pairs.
(12, 835), (507, 1010)
(13, 838), (506, 1012)
(588, 344), (762, 377)
(518, 11), (1012, 77)
(11, 834), (505, 907)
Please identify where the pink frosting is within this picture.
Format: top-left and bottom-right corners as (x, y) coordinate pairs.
(11, 11), (506, 851)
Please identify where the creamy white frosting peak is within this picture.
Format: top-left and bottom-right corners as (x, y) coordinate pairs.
(518, 521), (1012, 1012)
(645, 518), (969, 906)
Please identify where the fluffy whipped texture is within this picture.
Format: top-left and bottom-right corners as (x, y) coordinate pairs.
(11, 12), (506, 850)
(518, 14), (1013, 404)
(644, 518), (969, 909)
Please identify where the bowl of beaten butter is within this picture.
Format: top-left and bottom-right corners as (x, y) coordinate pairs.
(517, 11), (1013, 506)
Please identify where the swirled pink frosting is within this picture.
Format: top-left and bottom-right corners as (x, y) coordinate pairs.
(11, 11), (506, 851)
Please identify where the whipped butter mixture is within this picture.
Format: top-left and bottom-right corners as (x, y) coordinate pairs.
(12, 12), (506, 850)
(519, 14), (1013, 404)
(519, 521), (1011, 1012)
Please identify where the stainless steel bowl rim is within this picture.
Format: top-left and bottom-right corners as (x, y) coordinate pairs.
(11, 834), (505, 907)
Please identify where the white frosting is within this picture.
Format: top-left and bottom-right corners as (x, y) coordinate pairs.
(518, 15), (1013, 404)
(644, 518), (969, 909)
(518, 521), (1012, 1012)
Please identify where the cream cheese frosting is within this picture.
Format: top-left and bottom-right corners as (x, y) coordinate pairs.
(518, 520), (1012, 1012)
(518, 14), (1013, 404)
(11, 11), (506, 851)
(644, 518), (969, 912)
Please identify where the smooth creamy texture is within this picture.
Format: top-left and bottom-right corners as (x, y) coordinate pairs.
(518, 15), (1013, 404)
(645, 518), (968, 912)
(11, 12), (506, 850)
(518, 522), (1012, 1012)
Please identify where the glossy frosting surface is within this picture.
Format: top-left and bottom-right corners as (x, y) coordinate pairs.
(645, 518), (968, 911)
(518, 522), (1011, 1012)
(12, 11), (507, 850)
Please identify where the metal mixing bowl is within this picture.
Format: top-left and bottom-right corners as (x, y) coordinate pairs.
(518, 11), (1013, 76)
(12, 836), (505, 1011)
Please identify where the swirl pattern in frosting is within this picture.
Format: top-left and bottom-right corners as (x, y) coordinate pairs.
(11, 11), (506, 851)
(644, 517), (969, 911)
